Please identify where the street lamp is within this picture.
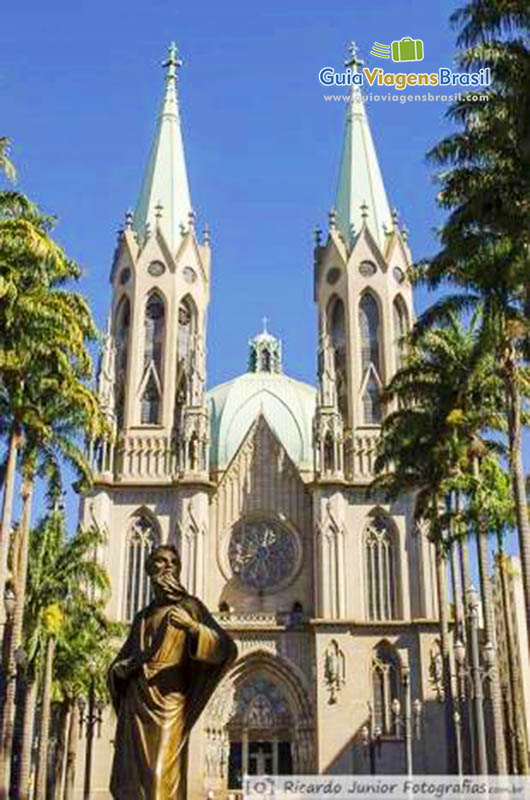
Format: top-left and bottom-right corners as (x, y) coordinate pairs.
(360, 713), (382, 775)
(78, 661), (105, 800)
(391, 696), (423, 775)
(454, 586), (495, 775)
(3, 582), (15, 620)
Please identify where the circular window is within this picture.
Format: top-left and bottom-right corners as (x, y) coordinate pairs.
(359, 260), (377, 277)
(148, 261), (166, 277)
(228, 519), (298, 591)
(182, 266), (197, 284)
(326, 267), (341, 285)
(393, 266), (405, 284)
(119, 267), (131, 285)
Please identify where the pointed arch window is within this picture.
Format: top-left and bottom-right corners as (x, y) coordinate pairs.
(393, 296), (409, 370)
(124, 514), (159, 622)
(144, 293), (165, 372)
(359, 293), (382, 424)
(372, 643), (400, 734)
(114, 296), (131, 429)
(140, 293), (165, 424)
(359, 293), (380, 374)
(364, 515), (397, 621)
(363, 373), (382, 425)
(177, 297), (196, 362)
(327, 296), (348, 418)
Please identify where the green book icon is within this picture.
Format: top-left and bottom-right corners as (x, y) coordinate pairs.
(391, 37), (424, 62)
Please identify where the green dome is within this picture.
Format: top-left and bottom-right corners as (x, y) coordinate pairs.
(207, 327), (316, 470)
(207, 371), (316, 470)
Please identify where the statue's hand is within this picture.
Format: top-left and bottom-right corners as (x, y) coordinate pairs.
(168, 607), (199, 633)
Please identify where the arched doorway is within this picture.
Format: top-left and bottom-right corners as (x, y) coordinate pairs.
(227, 676), (294, 789)
(203, 651), (314, 793)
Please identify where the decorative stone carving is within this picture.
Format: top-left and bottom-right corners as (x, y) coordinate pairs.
(429, 641), (445, 701)
(324, 639), (345, 703)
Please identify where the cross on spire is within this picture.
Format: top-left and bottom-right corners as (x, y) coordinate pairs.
(163, 41), (182, 82)
(262, 316), (268, 334)
(345, 41), (364, 72)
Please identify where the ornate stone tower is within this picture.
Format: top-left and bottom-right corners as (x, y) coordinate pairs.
(309, 45), (442, 775)
(84, 43), (212, 618)
(313, 45), (413, 481)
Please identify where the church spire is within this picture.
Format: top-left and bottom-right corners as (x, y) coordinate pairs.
(134, 42), (192, 252)
(334, 42), (392, 252)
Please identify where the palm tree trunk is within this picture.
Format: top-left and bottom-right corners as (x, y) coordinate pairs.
(505, 368), (530, 661)
(497, 531), (529, 774)
(475, 524), (508, 773)
(458, 533), (476, 774)
(435, 537), (457, 772)
(0, 475), (34, 797)
(35, 636), (56, 800)
(17, 675), (37, 800)
(52, 702), (69, 800)
(63, 701), (79, 800)
(0, 424), (22, 629)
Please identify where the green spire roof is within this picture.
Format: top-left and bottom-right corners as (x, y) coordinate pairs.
(134, 43), (192, 251)
(335, 44), (392, 252)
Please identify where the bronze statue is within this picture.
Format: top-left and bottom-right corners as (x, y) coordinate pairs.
(108, 544), (238, 800)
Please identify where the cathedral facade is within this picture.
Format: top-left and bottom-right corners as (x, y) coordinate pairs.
(79, 43), (448, 799)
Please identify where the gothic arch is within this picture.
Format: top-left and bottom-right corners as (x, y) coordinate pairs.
(358, 290), (384, 425)
(393, 294), (409, 369)
(122, 509), (161, 622)
(140, 290), (167, 424)
(371, 639), (402, 735)
(326, 295), (348, 418)
(357, 289), (382, 375)
(206, 648), (313, 728)
(362, 510), (400, 621)
(204, 649), (315, 776)
(177, 293), (197, 359)
(113, 295), (132, 428)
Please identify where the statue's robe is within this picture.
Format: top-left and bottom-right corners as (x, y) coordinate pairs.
(108, 593), (237, 800)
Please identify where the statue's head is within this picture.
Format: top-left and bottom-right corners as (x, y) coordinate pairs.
(146, 545), (184, 601)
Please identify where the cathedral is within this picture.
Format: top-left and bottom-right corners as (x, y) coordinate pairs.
(79, 43), (448, 799)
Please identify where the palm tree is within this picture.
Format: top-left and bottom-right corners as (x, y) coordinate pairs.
(2, 390), (103, 800)
(0, 190), (105, 796)
(373, 315), (509, 772)
(0, 139), (15, 183)
(15, 511), (109, 800)
(0, 189), (102, 622)
(51, 609), (124, 800)
(418, 0), (530, 665)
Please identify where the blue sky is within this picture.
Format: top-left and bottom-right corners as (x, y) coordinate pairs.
(2, 0), (525, 553)
(3, 0), (462, 388)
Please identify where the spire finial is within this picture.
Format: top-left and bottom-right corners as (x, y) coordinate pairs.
(163, 42), (182, 83)
(155, 202), (163, 223)
(262, 316), (268, 334)
(203, 221), (211, 246)
(314, 225), (322, 247)
(360, 201), (369, 221)
(345, 41), (364, 73)
(329, 207), (337, 230)
(392, 207), (399, 229)
(125, 209), (134, 230)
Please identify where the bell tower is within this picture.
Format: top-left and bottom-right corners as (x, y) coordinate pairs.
(313, 43), (414, 480)
(93, 43), (211, 482)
